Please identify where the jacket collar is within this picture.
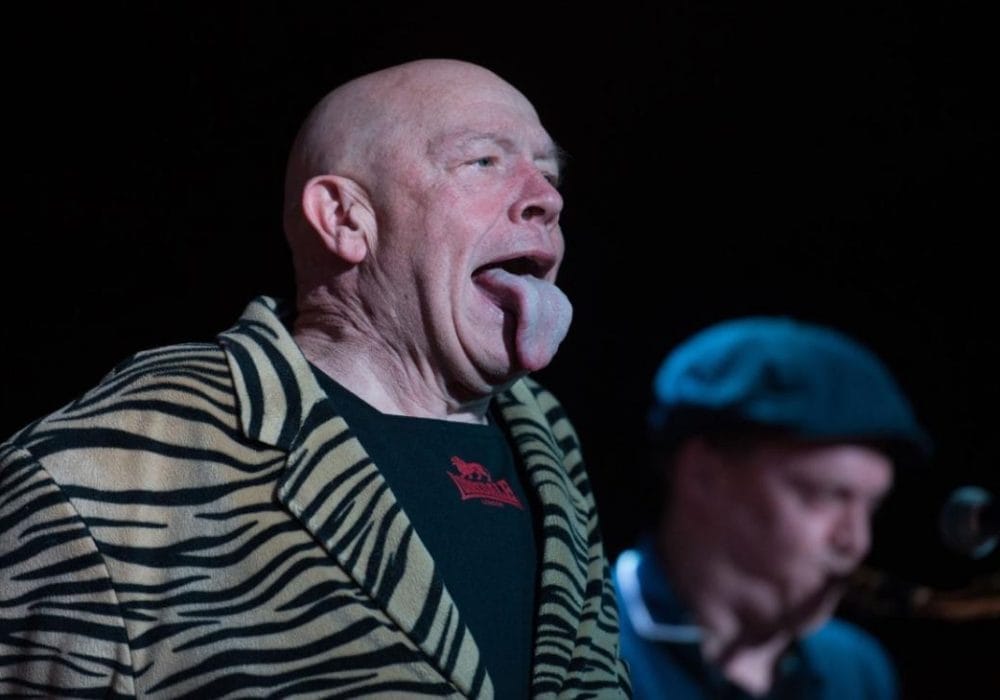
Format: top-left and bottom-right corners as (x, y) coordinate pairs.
(218, 296), (589, 696)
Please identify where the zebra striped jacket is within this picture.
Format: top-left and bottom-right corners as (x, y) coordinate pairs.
(1, 296), (631, 698)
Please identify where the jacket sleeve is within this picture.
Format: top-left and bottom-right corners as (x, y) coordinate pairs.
(0, 445), (135, 697)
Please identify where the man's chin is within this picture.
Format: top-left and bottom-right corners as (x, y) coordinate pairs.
(456, 350), (527, 400)
(786, 583), (845, 634)
(482, 364), (530, 394)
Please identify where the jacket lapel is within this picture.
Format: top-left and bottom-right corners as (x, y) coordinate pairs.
(219, 297), (489, 697)
(496, 379), (590, 695)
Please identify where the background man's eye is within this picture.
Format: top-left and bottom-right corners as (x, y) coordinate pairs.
(474, 156), (495, 167)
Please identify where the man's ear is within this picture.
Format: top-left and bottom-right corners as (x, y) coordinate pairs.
(673, 436), (727, 503)
(300, 175), (376, 265)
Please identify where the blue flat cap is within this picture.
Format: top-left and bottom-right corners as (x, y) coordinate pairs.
(648, 317), (932, 463)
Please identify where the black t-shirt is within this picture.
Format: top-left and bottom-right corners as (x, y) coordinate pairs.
(312, 367), (538, 698)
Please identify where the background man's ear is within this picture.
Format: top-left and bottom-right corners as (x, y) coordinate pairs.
(673, 436), (728, 503)
(300, 175), (376, 265)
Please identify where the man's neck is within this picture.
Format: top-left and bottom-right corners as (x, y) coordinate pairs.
(292, 319), (492, 425)
(658, 525), (797, 696)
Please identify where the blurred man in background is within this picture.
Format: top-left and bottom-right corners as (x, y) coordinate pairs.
(614, 316), (931, 698)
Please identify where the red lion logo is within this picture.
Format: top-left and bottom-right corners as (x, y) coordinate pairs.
(447, 455), (523, 509)
(450, 456), (491, 480)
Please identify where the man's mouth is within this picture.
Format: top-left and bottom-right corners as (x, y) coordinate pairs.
(472, 254), (552, 313)
(473, 253), (551, 281)
(469, 253), (572, 372)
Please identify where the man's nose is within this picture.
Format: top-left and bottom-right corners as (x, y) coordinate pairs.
(510, 166), (563, 230)
(832, 504), (872, 562)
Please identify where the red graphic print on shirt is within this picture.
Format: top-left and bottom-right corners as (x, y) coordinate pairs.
(448, 456), (524, 509)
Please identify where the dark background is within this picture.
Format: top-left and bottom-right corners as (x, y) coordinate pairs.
(4, 3), (997, 696)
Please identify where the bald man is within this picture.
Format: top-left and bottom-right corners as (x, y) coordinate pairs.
(0, 60), (631, 698)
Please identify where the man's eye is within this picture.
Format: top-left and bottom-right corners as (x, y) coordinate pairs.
(471, 156), (496, 167)
(543, 172), (561, 187)
(794, 483), (834, 506)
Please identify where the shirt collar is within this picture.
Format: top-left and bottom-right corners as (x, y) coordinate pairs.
(616, 536), (824, 698)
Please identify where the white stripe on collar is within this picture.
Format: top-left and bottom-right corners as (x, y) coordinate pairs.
(616, 548), (702, 644)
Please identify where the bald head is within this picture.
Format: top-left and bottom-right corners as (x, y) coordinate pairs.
(285, 57), (568, 414)
(283, 59), (538, 234)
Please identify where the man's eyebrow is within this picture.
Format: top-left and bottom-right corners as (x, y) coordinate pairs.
(429, 130), (567, 171)
(427, 130), (499, 155)
(547, 142), (569, 174)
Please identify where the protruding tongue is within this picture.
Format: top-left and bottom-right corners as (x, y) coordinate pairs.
(475, 267), (573, 371)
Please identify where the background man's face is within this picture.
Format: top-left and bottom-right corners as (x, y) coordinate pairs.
(715, 441), (893, 632)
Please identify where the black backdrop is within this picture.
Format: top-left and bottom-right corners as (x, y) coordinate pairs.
(4, 3), (998, 696)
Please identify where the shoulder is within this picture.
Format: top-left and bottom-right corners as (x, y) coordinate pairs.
(41, 340), (229, 418)
(805, 617), (891, 660)
(803, 617), (898, 698)
(2, 340), (238, 464)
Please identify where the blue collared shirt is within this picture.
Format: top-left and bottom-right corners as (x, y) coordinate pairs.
(613, 537), (898, 699)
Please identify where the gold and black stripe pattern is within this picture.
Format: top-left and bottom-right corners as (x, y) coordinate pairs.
(1, 296), (631, 698)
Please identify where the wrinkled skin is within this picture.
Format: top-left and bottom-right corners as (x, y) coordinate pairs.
(286, 59), (571, 422)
